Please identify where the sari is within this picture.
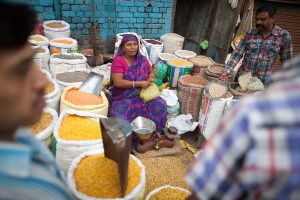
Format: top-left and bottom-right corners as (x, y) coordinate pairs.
(109, 34), (167, 130)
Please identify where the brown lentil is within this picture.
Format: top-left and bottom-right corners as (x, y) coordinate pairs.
(149, 187), (190, 200)
(182, 76), (208, 85)
(210, 65), (224, 74)
(74, 154), (141, 198)
(28, 112), (52, 135)
(56, 71), (89, 83)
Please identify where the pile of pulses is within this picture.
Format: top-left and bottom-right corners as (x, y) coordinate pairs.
(46, 22), (66, 28)
(210, 65), (224, 74)
(149, 188), (190, 200)
(59, 115), (101, 140)
(28, 112), (52, 135)
(209, 83), (227, 98)
(176, 50), (195, 57)
(52, 39), (73, 45)
(30, 35), (45, 42)
(169, 59), (193, 67)
(44, 82), (54, 95)
(182, 76), (208, 85)
(191, 56), (214, 66)
(53, 54), (83, 60)
(65, 89), (103, 106)
(74, 154), (141, 198)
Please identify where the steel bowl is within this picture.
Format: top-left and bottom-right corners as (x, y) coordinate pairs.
(131, 116), (156, 140)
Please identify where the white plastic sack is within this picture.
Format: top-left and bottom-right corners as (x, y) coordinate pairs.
(49, 38), (78, 54)
(34, 107), (58, 147)
(45, 76), (61, 112)
(199, 90), (233, 139)
(160, 89), (178, 107)
(53, 109), (105, 175)
(43, 20), (71, 40)
(29, 34), (49, 46)
(145, 185), (190, 200)
(33, 46), (50, 71)
(54, 68), (90, 91)
(144, 39), (163, 64)
(49, 53), (87, 76)
(67, 149), (146, 200)
(168, 114), (198, 134)
(91, 63), (112, 82)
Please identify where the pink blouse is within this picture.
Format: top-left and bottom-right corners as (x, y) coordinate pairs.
(111, 56), (151, 74)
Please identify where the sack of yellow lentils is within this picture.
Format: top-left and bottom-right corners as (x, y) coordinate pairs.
(60, 85), (109, 116)
(53, 109), (105, 175)
(67, 149), (146, 200)
(44, 75), (61, 112)
(28, 107), (58, 147)
(145, 185), (191, 200)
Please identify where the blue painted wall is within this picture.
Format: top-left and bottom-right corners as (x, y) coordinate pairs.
(15, 0), (174, 53)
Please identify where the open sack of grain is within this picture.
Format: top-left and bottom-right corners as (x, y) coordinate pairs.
(55, 69), (90, 91)
(67, 149), (146, 200)
(190, 55), (214, 76)
(43, 72), (61, 112)
(49, 38), (78, 55)
(160, 33), (184, 53)
(29, 34), (49, 47)
(199, 82), (233, 139)
(43, 20), (71, 40)
(60, 85), (108, 116)
(167, 58), (193, 88)
(32, 46), (50, 71)
(178, 75), (209, 121)
(145, 185), (190, 200)
(28, 107), (58, 147)
(53, 109), (105, 175)
(49, 53), (87, 76)
(174, 50), (196, 60)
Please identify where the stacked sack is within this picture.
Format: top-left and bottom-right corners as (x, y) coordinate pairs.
(28, 107), (58, 147)
(53, 110), (105, 175)
(42, 69), (61, 112)
(49, 53), (87, 76)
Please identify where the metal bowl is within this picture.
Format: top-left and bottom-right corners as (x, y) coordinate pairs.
(131, 116), (156, 140)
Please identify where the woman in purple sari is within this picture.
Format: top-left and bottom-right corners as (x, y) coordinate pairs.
(110, 34), (167, 130)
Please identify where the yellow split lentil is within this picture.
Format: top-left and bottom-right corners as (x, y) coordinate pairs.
(59, 115), (101, 140)
(74, 154), (141, 198)
(149, 188), (190, 200)
(44, 82), (54, 94)
(30, 35), (45, 42)
(28, 112), (52, 135)
(169, 59), (193, 67)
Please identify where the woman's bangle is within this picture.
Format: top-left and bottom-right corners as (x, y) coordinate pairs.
(132, 80), (135, 88)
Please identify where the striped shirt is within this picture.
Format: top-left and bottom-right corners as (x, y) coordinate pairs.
(226, 25), (293, 84)
(0, 128), (75, 200)
(186, 56), (300, 200)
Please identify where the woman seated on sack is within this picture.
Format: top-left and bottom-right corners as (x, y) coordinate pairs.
(110, 34), (167, 130)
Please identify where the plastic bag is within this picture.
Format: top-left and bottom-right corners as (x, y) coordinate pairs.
(140, 83), (160, 103)
(155, 61), (168, 86)
(247, 77), (264, 91)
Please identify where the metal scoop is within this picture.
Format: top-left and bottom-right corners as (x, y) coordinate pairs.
(79, 71), (104, 96)
(100, 117), (132, 197)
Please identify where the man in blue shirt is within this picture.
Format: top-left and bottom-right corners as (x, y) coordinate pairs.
(0, 2), (74, 200)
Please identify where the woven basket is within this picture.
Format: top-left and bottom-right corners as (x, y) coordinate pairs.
(178, 75), (208, 121)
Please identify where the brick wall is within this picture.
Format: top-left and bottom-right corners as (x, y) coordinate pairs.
(16, 0), (175, 53)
